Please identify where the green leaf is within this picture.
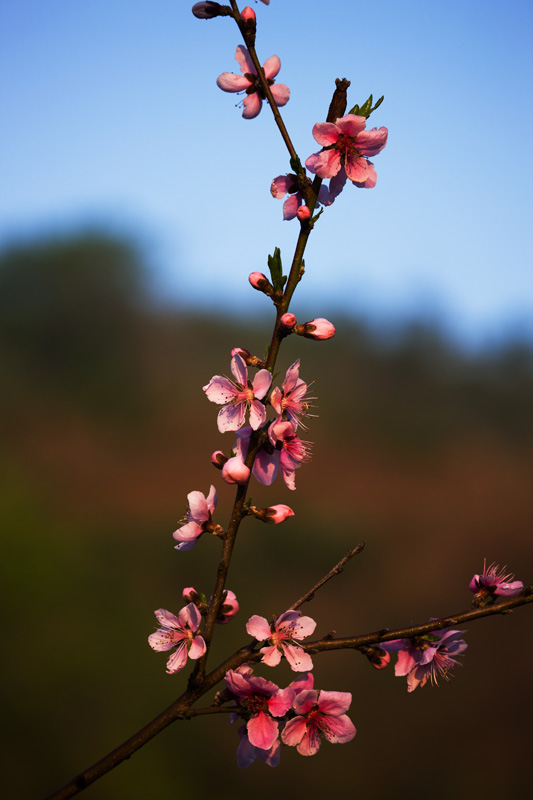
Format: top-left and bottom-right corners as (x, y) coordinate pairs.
(348, 94), (384, 119)
(268, 247), (285, 292)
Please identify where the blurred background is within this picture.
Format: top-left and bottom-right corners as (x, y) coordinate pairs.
(1, 1), (532, 799)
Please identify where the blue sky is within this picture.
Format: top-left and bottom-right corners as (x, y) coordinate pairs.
(1, 0), (532, 346)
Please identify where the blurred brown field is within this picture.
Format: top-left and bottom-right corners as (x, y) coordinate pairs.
(1, 232), (532, 799)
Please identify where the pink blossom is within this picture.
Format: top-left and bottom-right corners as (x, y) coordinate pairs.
(148, 603), (206, 674)
(225, 669), (294, 750)
(216, 45), (289, 120)
(235, 725), (280, 769)
(469, 560), (523, 598)
(222, 455), (251, 485)
(295, 318), (336, 340)
(232, 426), (279, 486)
(305, 114), (387, 191)
(282, 689), (356, 756)
(203, 351), (272, 433)
(270, 173), (331, 221)
(270, 358), (313, 428)
(247, 609), (316, 672)
(381, 627), (468, 692)
(172, 485), (217, 551)
(268, 418), (311, 490)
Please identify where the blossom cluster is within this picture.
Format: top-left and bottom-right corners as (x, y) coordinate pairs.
(204, 353), (315, 492)
(225, 666), (356, 767)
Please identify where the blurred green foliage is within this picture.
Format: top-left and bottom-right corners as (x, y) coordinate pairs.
(1, 232), (532, 799)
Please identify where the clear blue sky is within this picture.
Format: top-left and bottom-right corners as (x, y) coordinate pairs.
(1, 0), (532, 346)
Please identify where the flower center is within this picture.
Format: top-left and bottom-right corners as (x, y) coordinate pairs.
(334, 134), (361, 163)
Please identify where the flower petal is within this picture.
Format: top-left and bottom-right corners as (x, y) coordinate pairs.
(246, 614), (272, 641)
(216, 73), (251, 93)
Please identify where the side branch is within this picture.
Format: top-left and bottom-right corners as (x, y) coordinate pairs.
(290, 542), (365, 610)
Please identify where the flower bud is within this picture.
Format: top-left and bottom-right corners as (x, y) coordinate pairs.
(211, 450), (227, 470)
(359, 646), (391, 670)
(295, 317), (336, 340)
(296, 205), (311, 221)
(249, 271), (274, 296)
(192, 2), (222, 19)
(216, 589), (240, 624)
(222, 456), (250, 485)
(231, 346), (265, 369)
(240, 7), (256, 22)
(182, 586), (200, 602)
(280, 312), (297, 329)
(255, 504), (295, 524)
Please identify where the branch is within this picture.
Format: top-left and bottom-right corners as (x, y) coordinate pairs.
(290, 542), (365, 610)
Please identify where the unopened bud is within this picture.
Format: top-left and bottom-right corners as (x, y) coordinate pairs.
(280, 312), (297, 329)
(297, 205), (311, 221)
(222, 456), (250, 485)
(231, 346), (265, 369)
(254, 504), (295, 524)
(360, 646), (391, 670)
(240, 7), (256, 22)
(216, 589), (240, 624)
(182, 586), (200, 603)
(211, 450), (227, 469)
(192, 2), (223, 19)
(295, 317), (336, 340)
(249, 271), (274, 296)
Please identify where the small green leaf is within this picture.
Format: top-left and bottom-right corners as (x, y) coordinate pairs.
(268, 247), (285, 292)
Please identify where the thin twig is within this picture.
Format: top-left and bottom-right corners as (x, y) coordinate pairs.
(290, 542), (365, 610)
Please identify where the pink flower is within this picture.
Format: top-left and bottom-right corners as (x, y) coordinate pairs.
(148, 603), (206, 674)
(225, 668), (294, 750)
(305, 114), (387, 193)
(295, 318), (336, 340)
(216, 45), (290, 120)
(268, 418), (311, 490)
(381, 627), (468, 692)
(203, 351), (272, 433)
(172, 485), (217, 551)
(270, 173), (331, 221)
(270, 358), (313, 428)
(282, 689), (356, 756)
(235, 725), (281, 769)
(469, 560), (523, 599)
(247, 610), (316, 672)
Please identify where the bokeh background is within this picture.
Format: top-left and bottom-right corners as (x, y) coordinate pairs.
(1, 2), (532, 799)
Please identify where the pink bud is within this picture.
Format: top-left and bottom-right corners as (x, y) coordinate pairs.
(216, 589), (240, 624)
(192, 2), (222, 19)
(211, 450), (227, 469)
(280, 312), (297, 329)
(296, 317), (336, 340)
(182, 586), (200, 602)
(240, 7), (256, 22)
(360, 646), (391, 670)
(222, 456), (250, 485)
(263, 504), (295, 524)
(249, 271), (274, 296)
(296, 205), (311, 221)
